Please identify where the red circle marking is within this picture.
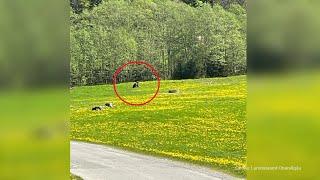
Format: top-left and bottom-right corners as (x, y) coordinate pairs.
(112, 61), (161, 106)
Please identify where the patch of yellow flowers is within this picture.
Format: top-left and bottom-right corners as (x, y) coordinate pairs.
(71, 76), (247, 176)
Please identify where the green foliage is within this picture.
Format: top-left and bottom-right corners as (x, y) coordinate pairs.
(70, 0), (102, 13)
(183, 0), (247, 8)
(70, 75), (247, 177)
(70, 0), (246, 86)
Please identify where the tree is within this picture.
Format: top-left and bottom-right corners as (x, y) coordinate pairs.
(70, 0), (247, 85)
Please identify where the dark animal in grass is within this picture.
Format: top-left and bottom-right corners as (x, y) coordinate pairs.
(33, 126), (52, 139)
(105, 102), (113, 108)
(132, 81), (139, 88)
(168, 89), (178, 93)
(92, 106), (101, 111)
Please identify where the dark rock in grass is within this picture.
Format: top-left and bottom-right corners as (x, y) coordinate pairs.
(168, 89), (178, 93)
(105, 102), (114, 108)
(92, 106), (101, 111)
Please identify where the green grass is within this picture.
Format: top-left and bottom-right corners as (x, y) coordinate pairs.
(70, 173), (83, 180)
(70, 75), (247, 177)
(0, 90), (69, 180)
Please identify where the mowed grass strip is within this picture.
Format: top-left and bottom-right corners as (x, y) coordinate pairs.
(70, 75), (246, 177)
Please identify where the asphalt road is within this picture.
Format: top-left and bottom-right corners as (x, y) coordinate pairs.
(70, 141), (239, 180)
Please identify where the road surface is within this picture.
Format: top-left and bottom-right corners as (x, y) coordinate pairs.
(71, 141), (239, 180)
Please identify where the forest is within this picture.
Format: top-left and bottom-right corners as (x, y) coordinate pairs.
(70, 0), (247, 86)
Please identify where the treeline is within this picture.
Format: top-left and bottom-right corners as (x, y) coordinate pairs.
(181, 0), (246, 8)
(70, 0), (246, 13)
(70, 0), (246, 86)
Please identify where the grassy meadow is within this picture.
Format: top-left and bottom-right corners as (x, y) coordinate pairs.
(70, 75), (247, 177)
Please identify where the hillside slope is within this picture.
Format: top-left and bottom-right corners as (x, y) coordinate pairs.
(70, 75), (246, 176)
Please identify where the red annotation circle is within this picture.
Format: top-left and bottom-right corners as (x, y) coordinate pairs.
(112, 61), (161, 106)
